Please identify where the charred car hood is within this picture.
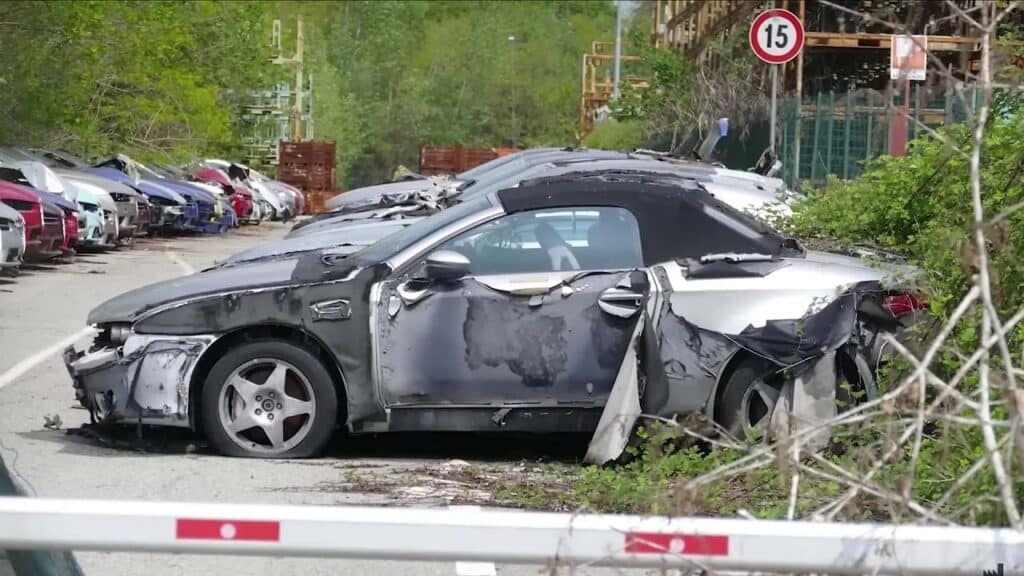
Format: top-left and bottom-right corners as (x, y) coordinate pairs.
(221, 219), (412, 266)
(290, 209), (426, 238)
(88, 258), (301, 325)
(324, 178), (447, 211)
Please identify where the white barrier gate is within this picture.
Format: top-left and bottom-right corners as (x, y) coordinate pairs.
(0, 496), (1022, 574)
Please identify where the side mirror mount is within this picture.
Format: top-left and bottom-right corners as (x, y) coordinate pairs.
(627, 269), (650, 293)
(424, 250), (471, 282)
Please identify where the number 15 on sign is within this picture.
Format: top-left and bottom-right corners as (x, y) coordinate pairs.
(749, 9), (805, 152)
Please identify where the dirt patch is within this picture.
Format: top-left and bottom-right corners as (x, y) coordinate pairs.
(286, 458), (579, 509)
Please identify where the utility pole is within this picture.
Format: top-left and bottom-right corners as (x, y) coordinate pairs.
(292, 18), (304, 141)
(509, 35), (517, 148)
(613, 0), (623, 100)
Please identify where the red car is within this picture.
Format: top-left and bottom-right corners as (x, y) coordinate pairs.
(32, 189), (78, 256)
(61, 209), (79, 254)
(0, 180), (63, 261)
(230, 186), (254, 222)
(193, 168), (253, 221)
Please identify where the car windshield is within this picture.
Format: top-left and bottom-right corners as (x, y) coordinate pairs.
(345, 194), (491, 265)
(701, 191), (802, 256)
(458, 156), (536, 198)
(459, 161), (553, 200)
(0, 147), (38, 162)
(146, 164), (177, 179)
(131, 161), (164, 179)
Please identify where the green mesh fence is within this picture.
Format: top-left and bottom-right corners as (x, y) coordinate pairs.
(778, 86), (980, 189)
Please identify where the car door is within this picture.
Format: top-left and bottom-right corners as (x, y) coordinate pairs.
(373, 205), (648, 413)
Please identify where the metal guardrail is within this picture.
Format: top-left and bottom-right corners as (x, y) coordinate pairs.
(0, 496), (1022, 574)
(0, 460), (81, 576)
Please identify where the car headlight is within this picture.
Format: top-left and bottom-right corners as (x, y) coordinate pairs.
(109, 323), (132, 345)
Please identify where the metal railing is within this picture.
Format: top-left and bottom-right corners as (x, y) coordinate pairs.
(0, 496), (1021, 574)
(778, 86), (980, 188)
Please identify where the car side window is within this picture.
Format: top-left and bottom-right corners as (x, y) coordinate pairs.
(436, 206), (642, 275)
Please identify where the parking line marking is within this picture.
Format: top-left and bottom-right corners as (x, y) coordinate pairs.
(455, 562), (497, 576)
(0, 251), (192, 391)
(0, 326), (97, 390)
(166, 250), (195, 275)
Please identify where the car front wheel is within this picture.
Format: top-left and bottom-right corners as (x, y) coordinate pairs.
(201, 340), (337, 458)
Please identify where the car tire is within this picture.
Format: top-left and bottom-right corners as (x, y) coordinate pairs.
(715, 358), (784, 441)
(201, 340), (337, 458)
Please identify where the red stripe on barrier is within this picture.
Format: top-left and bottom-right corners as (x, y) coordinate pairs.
(176, 518), (280, 542)
(625, 532), (729, 556)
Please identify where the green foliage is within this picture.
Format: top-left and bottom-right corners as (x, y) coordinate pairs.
(294, 0), (617, 186)
(784, 116), (1024, 525)
(0, 1), (273, 161)
(541, 126), (1024, 524)
(791, 117), (1024, 348)
(613, 32), (696, 150)
(613, 25), (765, 152)
(581, 119), (645, 150)
(1, 1), (614, 179)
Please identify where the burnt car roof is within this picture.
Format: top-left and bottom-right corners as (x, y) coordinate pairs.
(498, 170), (708, 214)
(497, 172), (798, 265)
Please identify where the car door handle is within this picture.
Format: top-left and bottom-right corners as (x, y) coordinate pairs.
(598, 287), (644, 318)
(310, 298), (351, 321)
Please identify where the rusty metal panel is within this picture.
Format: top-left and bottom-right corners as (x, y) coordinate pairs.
(278, 140), (336, 190)
(278, 141), (337, 214)
(418, 146), (519, 176)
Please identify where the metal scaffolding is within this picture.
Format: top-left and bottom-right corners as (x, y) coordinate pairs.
(240, 18), (314, 168)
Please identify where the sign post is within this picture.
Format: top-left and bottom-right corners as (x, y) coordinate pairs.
(889, 35), (927, 156)
(750, 9), (805, 154)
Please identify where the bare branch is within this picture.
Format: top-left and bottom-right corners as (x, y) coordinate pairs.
(945, 0), (984, 31)
(965, 4), (1021, 527)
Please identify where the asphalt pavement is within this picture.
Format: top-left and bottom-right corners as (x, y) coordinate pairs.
(0, 224), (654, 576)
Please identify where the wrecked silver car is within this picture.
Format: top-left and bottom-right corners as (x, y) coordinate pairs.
(64, 173), (923, 460)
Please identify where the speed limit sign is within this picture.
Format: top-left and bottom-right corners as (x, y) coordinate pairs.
(749, 9), (804, 64)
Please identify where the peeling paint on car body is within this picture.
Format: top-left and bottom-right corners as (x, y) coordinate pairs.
(65, 334), (216, 426)
(64, 171), (916, 461)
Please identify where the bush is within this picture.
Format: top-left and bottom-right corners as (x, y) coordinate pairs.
(792, 117), (1024, 352)
(581, 119), (645, 151)
(564, 117), (1024, 526)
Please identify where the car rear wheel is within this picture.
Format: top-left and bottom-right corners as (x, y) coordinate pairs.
(201, 340), (337, 458)
(715, 359), (784, 441)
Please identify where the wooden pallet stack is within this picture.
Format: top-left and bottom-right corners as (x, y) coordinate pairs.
(278, 140), (337, 214)
(418, 146), (519, 176)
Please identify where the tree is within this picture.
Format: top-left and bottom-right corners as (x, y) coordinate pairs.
(0, 1), (274, 161)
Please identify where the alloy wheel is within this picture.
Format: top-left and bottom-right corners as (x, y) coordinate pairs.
(739, 377), (781, 433)
(218, 358), (317, 455)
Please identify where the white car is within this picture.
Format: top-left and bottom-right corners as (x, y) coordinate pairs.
(0, 202), (25, 272)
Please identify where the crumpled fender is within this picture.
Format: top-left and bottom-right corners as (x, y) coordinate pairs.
(586, 283), (879, 463)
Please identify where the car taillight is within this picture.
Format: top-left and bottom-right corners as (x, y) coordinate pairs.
(883, 293), (928, 316)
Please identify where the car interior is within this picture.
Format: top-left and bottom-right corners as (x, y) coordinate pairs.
(439, 206), (644, 275)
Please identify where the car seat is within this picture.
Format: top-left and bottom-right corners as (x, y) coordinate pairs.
(534, 222), (579, 271)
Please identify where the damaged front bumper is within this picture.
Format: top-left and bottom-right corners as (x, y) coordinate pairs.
(63, 333), (217, 427)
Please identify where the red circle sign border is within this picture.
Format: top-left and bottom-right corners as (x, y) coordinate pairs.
(749, 9), (804, 64)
